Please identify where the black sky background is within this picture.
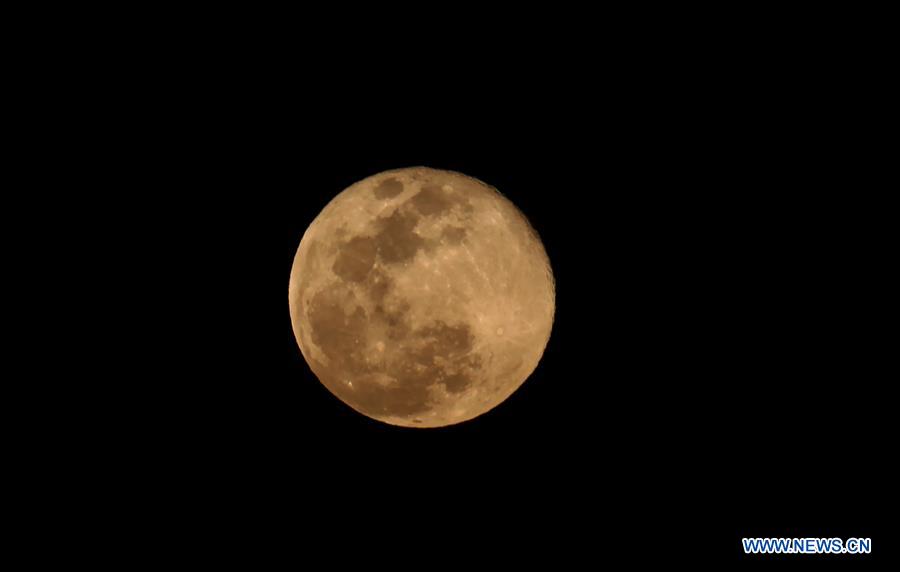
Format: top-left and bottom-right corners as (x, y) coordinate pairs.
(203, 94), (887, 565)
(66, 12), (892, 565)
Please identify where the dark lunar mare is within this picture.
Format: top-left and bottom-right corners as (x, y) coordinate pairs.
(307, 180), (484, 418)
(309, 283), (479, 417)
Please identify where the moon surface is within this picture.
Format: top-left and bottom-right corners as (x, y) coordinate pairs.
(289, 167), (555, 427)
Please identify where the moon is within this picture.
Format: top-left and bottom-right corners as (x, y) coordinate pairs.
(289, 167), (555, 428)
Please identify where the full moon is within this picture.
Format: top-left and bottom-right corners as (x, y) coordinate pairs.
(289, 167), (555, 427)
